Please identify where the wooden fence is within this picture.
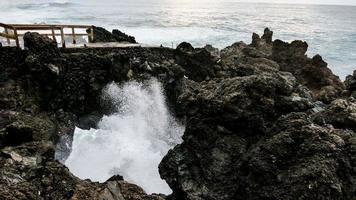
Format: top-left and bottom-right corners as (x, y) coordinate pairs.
(0, 23), (94, 48)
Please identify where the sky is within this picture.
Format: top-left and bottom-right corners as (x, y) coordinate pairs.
(236, 0), (356, 6)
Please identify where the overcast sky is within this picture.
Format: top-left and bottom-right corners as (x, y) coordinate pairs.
(237, 0), (356, 6)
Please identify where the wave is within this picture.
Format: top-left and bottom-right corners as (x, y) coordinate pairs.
(16, 2), (75, 10)
(63, 78), (184, 194)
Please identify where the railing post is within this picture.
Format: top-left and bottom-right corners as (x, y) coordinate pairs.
(0, 24), (95, 48)
(51, 28), (57, 43)
(89, 26), (94, 43)
(4, 28), (10, 45)
(13, 28), (20, 48)
(60, 27), (66, 48)
(71, 27), (76, 44)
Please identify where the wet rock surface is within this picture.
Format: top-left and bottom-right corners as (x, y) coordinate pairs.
(0, 28), (355, 199)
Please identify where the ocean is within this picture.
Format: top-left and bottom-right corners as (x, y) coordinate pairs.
(1, 0), (355, 79)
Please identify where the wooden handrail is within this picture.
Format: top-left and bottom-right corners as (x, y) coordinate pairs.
(17, 33), (90, 37)
(12, 26), (62, 31)
(0, 32), (16, 39)
(0, 23), (15, 29)
(0, 23), (95, 48)
(8, 24), (93, 29)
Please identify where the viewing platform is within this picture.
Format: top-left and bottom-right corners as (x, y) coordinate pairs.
(0, 23), (145, 48)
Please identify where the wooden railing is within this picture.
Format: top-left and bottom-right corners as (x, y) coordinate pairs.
(0, 23), (95, 48)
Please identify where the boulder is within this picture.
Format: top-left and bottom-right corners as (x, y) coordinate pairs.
(175, 42), (218, 81)
(203, 44), (220, 62)
(23, 32), (59, 57)
(345, 70), (356, 97)
(176, 42), (194, 52)
(1, 113), (56, 147)
(77, 112), (102, 130)
(87, 26), (117, 43)
(313, 98), (356, 131)
(87, 27), (137, 43)
(112, 29), (136, 43)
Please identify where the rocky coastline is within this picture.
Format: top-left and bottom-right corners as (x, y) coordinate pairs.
(0, 28), (356, 200)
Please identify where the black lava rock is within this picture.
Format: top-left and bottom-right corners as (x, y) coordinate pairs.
(87, 26), (137, 43)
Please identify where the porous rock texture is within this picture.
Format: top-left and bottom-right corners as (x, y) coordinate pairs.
(159, 29), (356, 200)
(0, 31), (176, 200)
(0, 28), (355, 200)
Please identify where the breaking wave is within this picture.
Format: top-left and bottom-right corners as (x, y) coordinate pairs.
(64, 78), (184, 194)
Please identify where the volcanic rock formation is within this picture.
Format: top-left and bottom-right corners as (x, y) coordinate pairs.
(0, 28), (355, 200)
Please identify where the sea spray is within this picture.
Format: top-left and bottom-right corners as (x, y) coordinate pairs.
(64, 78), (184, 194)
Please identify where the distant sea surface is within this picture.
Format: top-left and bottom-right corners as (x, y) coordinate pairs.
(1, 0), (355, 79)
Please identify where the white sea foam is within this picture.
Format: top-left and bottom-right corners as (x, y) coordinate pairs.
(64, 78), (184, 194)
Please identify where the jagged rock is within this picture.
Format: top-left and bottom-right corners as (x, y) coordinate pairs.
(22, 33), (64, 109)
(159, 71), (325, 200)
(220, 41), (248, 65)
(107, 175), (124, 182)
(251, 32), (261, 47)
(88, 27), (117, 43)
(77, 112), (101, 130)
(87, 27), (136, 43)
(158, 29), (354, 200)
(203, 44), (220, 62)
(313, 98), (356, 131)
(219, 29), (344, 103)
(23, 32), (59, 57)
(176, 42), (194, 52)
(345, 70), (356, 90)
(272, 39), (308, 59)
(1, 113), (56, 146)
(0, 46), (28, 83)
(159, 67), (355, 200)
(112, 29), (137, 43)
(271, 40), (344, 103)
(312, 54), (328, 68)
(261, 27), (273, 44)
(175, 42), (217, 81)
(103, 180), (166, 200)
(345, 70), (356, 97)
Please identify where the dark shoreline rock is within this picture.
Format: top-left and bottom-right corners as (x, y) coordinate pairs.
(87, 26), (137, 43)
(1, 28), (355, 199)
(345, 70), (356, 97)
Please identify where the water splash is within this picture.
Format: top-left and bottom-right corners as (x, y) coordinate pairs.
(64, 78), (184, 194)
